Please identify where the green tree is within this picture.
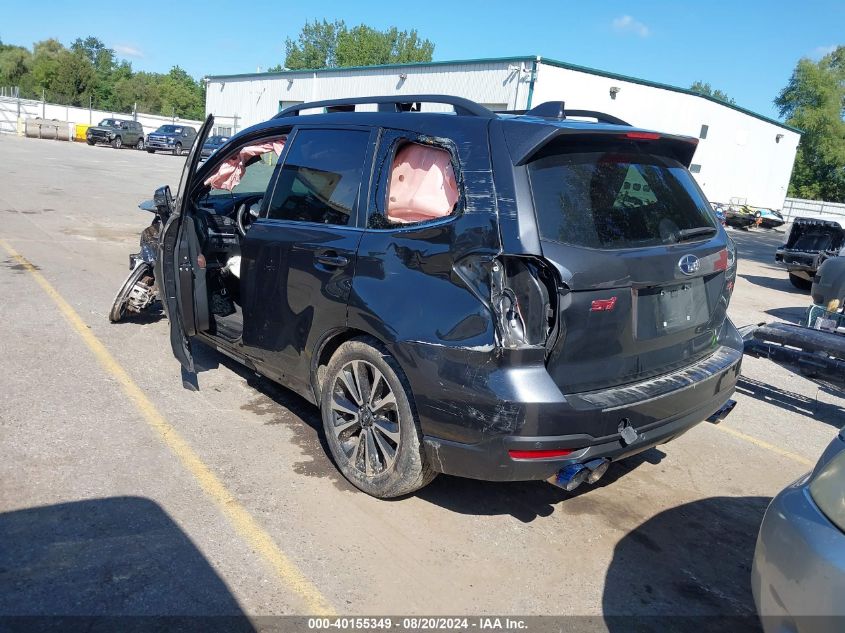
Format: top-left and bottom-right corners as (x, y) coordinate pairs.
(113, 71), (163, 113)
(0, 42), (31, 88)
(71, 36), (123, 108)
(71, 36), (111, 70)
(51, 48), (96, 105)
(775, 46), (845, 201)
(388, 28), (435, 64)
(158, 66), (205, 120)
(280, 19), (344, 70)
(0, 35), (206, 118)
(280, 19), (434, 70)
(29, 39), (64, 96)
(335, 25), (434, 67)
(689, 80), (736, 105)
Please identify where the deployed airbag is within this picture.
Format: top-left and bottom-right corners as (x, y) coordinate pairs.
(204, 138), (286, 191)
(387, 143), (458, 223)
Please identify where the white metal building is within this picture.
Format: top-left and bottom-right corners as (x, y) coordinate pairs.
(205, 56), (801, 210)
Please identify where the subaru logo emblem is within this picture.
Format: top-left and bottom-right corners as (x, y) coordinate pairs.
(678, 254), (700, 276)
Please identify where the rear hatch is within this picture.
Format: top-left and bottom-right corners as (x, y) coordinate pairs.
(526, 135), (733, 393)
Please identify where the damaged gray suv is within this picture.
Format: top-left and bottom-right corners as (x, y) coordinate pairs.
(157, 95), (742, 498)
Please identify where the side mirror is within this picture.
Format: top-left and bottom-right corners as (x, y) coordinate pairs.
(138, 199), (157, 213)
(153, 185), (173, 215)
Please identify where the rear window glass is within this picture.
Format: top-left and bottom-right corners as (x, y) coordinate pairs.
(527, 143), (715, 249)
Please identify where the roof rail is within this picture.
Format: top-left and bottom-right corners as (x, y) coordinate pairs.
(499, 101), (630, 126)
(273, 95), (495, 119)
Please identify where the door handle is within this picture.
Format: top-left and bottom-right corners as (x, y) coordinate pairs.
(315, 253), (349, 268)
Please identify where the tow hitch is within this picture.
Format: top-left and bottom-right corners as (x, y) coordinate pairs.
(706, 399), (737, 424)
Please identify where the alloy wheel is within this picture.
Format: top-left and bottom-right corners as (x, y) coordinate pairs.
(330, 360), (400, 477)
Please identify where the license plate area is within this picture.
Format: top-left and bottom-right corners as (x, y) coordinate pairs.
(635, 278), (709, 339)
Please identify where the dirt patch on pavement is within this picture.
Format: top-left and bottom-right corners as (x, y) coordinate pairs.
(240, 387), (352, 491)
(2, 258), (40, 273)
(61, 225), (135, 243)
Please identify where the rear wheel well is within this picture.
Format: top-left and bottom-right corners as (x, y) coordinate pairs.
(313, 328), (376, 399)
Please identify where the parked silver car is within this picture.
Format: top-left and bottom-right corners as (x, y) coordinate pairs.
(752, 428), (845, 632)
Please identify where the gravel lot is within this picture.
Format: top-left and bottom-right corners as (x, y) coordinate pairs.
(0, 135), (841, 630)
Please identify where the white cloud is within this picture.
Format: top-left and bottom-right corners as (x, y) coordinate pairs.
(114, 44), (143, 58)
(812, 44), (837, 58)
(612, 15), (650, 38)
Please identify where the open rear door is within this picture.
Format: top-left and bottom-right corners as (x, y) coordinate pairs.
(158, 114), (214, 375)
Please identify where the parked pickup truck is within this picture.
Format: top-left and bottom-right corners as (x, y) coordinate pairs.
(776, 218), (845, 290)
(146, 125), (198, 155)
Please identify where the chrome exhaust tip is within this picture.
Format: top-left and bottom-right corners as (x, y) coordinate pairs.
(584, 458), (610, 484)
(706, 399), (737, 424)
(547, 463), (589, 492)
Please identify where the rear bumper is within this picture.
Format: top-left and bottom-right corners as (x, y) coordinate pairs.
(775, 248), (821, 274)
(424, 389), (736, 481)
(411, 320), (743, 482)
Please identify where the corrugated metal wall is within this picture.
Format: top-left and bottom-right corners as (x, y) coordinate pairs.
(205, 58), (799, 210)
(533, 63), (800, 210)
(206, 60), (531, 130)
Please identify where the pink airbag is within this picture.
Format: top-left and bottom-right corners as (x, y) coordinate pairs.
(204, 138), (286, 191)
(387, 144), (458, 223)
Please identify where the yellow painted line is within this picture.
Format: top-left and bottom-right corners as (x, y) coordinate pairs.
(0, 238), (335, 615)
(712, 423), (814, 468)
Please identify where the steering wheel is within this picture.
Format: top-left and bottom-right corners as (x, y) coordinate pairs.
(236, 199), (262, 237)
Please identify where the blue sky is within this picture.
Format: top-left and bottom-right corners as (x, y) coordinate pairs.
(2, 0), (841, 119)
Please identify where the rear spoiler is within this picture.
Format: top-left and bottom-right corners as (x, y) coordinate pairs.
(501, 121), (700, 167)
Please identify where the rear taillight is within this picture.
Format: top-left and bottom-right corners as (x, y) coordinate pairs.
(509, 448), (573, 459)
(624, 131), (661, 140)
(454, 255), (557, 350)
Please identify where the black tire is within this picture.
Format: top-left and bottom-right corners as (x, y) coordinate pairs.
(109, 263), (152, 323)
(111, 135), (122, 149)
(86, 139), (95, 146)
(320, 337), (436, 498)
(147, 149), (155, 153)
(789, 272), (813, 291)
(173, 142), (182, 156)
(136, 137), (145, 151)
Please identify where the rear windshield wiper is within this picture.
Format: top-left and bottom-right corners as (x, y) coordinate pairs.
(676, 227), (717, 242)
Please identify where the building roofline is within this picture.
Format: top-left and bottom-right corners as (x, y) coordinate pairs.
(538, 57), (801, 134)
(206, 55), (538, 80)
(206, 54), (801, 134)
